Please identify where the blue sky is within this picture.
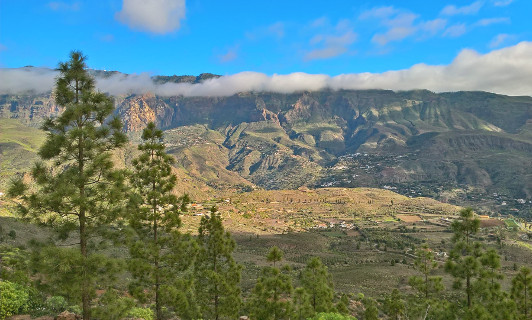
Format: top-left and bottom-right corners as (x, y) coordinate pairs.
(0, 0), (530, 77)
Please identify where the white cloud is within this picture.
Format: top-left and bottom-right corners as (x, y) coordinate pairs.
(359, 6), (399, 20)
(305, 20), (358, 61)
(443, 24), (467, 37)
(371, 12), (418, 45)
(115, 0), (185, 34)
(475, 17), (510, 26)
(48, 1), (81, 11)
(493, 0), (513, 6)
(310, 17), (328, 28)
(267, 22), (285, 39)
(2, 42), (532, 97)
(0, 67), (58, 94)
(246, 22), (285, 41)
(420, 19), (448, 35)
(218, 47), (238, 63)
(441, 1), (483, 15)
(99, 34), (115, 42)
(362, 7), (448, 45)
(489, 33), (516, 48)
(304, 47), (349, 61)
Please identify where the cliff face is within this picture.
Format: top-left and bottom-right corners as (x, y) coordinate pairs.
(2, 89), (532, 212)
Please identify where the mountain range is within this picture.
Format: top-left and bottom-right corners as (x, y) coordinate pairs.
(1, 73), (532, 216)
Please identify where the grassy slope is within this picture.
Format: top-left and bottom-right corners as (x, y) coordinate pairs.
(0, 119), (46, 190)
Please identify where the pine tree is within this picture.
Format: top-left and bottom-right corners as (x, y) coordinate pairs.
(267, 246), (283, 268)
(248, 247), (294, 319)
(301, 257), (334, 313)
(363, 297), (379, 320)
(476, 248), (505, 306)
(194, 206), (241, 320)
(292, 287), (314, 320)
(335, 294), (350, 316)
(512, 267), (532, 319)
(384, 289), (405, 320)
(445, 207), (482, 308)
(127, 122), (194, 320)
(8, 51), (127, 320)
(408, 244), (443, 299)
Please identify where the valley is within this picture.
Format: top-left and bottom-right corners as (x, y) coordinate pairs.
(5, 87), (532, 215)
(2, 85), (532, 318)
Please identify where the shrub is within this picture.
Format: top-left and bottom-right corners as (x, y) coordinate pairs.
(67, 305), (82, 315)
(128, 307), (154, 320)
(92, 290), (135, 320)
(0, 280), (29, 320)
(309, 312), (357, 320)
(45, 295), (68, 313)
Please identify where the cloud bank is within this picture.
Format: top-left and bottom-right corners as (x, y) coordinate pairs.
(1, 42), (532, 97)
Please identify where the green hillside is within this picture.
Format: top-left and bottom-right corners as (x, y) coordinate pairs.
(0, 119), (46, 190)
(2, 89), (532, 214)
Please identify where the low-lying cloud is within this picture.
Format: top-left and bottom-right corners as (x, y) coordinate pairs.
(1, 42), (532, 97)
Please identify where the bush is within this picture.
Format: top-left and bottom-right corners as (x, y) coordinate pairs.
(67, 305), (82, 315)
(8, 230), (16, 240)
(309, 312), (357, 320)
(92, 290), (135, 320)
(0, 280), (29, 320)
(128, 307), (154, 320)
(45, 295), (68, 313)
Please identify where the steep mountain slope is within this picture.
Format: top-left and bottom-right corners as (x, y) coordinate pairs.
(1, 88), (532, 213)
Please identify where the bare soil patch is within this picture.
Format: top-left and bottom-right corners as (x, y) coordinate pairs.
(397, 214), (422, 222)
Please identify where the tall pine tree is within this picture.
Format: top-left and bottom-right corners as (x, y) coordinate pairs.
(8, 51), (127, 320)
(445, 207), (482, 309)
(194, 206), (241, 320)
(300, 257), (334, 314)
(409, 244), (443, 299)
(512, 267), (532, 319)
(127, 122), (193, 320)
(248, 247), (294, 320)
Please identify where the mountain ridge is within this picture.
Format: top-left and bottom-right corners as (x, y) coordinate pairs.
(1, 85), (531, 215)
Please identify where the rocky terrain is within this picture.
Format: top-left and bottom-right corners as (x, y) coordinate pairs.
(1, 82), (532, 215)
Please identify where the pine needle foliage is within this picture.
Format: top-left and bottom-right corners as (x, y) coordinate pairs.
(126, 122), (193, 320)
(8, 51), (127, 320)
(194, 206), (241, 320)
(301, 257), (334, 313)
(248, 247), (294, 320)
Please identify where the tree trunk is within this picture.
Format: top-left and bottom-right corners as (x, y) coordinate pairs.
(155, 222), (161, 320)
(425, 265), (429, 299)
(80, 209), (90, 320)
(466, 274), (471, 308)
(525, 282), (528, 319)
(78, 117), (90, 320)
(153, 174), (162, 320)
(213, 249), (219, 320)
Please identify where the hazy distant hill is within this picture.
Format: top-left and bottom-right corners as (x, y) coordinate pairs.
(1, 83), (531, 215)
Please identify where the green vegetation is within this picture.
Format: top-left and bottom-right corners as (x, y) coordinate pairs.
(247, 247), (294, 319)
(7, 51), (127, 320)
(0, 280), (29, 320)
(511, 267), (532, 319)
(301, 257), (334, 313)
(2, 51), (532, 320)
(194, 206), (242, 319)
(0, 119), (45, 189)
(126, 122), (191, 320)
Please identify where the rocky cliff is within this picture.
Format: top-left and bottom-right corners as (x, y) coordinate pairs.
(1, 88), (532, 213)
